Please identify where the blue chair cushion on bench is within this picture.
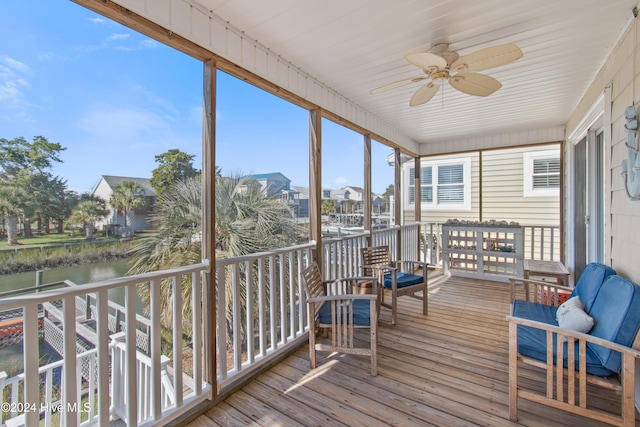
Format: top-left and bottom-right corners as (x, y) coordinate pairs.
(587, 275), (640, 373)
(570, 263), (616, 312)
(383, 272), (423, 289)
(317, 299), (371, 326)
(513, 300), (614, 377)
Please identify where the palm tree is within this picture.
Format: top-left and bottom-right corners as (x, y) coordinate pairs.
(109, 181), (147, 232)
(0, 184), (24, 245)
(68, 200), (108, 239)
(129, 175), (301, 338)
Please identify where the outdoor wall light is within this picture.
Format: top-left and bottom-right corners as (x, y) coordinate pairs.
(622, 105), (640, 200)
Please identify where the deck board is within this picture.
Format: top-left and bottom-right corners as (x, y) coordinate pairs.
(186, 271), (638, 427)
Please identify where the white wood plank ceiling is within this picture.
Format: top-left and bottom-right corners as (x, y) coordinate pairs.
(184, 0), (637, 152)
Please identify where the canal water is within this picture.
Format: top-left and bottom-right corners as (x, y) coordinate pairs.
(0, 259), (131, 376)
(0, 258), (130, 292)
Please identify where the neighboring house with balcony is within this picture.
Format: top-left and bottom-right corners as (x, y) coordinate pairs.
(245, 172), (306, 217)
(91, 175), (157, 232)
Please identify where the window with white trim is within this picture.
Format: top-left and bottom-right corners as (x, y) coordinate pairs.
(406, 158), (471, 210)
(523, 150), (560, 197)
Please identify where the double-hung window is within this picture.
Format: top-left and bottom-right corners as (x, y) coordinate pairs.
(407, 158), (471, 210)
(523, 150), (560, 197)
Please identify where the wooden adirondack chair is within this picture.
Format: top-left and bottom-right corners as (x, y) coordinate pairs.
(360, 245), (428, 325)
(301, 261), (379, 375)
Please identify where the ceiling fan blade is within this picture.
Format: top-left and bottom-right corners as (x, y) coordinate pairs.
(405, 52), (447, 72)
(449, 72), (501, 96)
(410, 82), (440, 106)
(450, 43), (523, 72)
(370, 76), (427, 94)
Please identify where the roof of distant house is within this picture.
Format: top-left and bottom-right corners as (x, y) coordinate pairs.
(246, 172), (290, 181)
(97, 175), (156, 196)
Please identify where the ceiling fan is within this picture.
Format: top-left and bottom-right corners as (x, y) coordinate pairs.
(370, 43), (523, 106)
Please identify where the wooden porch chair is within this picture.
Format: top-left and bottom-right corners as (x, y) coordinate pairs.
(360, 245), (428, 325)
(301, 261), (379, 376)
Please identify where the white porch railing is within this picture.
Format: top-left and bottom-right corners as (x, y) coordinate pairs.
(418, 223), (561, 266)
(110, 333), (174, 424)
(0, 222), (558, 425)
(0, 262), (211, 427)
(215, 243), (314, 392)
(322, 234), (368, 280)
(0, 335), (175, 427)
(522, 225), (561, 261)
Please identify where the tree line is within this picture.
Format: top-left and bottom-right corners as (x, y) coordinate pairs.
(0, 137), (200, 245)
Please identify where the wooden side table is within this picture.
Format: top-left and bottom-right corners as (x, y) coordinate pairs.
(523, 259), (570, 286)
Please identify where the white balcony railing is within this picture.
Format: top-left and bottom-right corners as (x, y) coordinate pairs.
(0, 222), (556, 426)
(0, 262), (211, 427)
(215, 243), (314, 392)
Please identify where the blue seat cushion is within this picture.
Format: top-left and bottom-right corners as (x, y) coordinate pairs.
(383, 272), (423, 289)
(587, 275), (640, 373)
(513, 300), (613, 377)
(317, 299), (371, 326)
(570, 263), (616, 312)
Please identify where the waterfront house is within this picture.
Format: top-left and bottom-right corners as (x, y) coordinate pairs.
(92, 175), (156, 233)
(2, 1), (640, 426)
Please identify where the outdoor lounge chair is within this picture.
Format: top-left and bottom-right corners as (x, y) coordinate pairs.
(360, 245), (428, 325)
(301, 261), (379, 375)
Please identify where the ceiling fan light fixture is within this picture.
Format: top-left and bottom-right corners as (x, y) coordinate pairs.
(431, 71), (449, 85)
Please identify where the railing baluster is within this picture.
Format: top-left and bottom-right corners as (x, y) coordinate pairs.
(45, 368), (53, 427)
(258, 258), (266, 357)
(217, 265), (227, 381)
(63, 295), (78, 427)
(288, 251), (296, 339)
(125, 283), (138, 427)
(245, 260), (254, 365)
(23, 304), (39, 426)
(232, 263), (241, 372)
(279, 253), (287, 345)
(269, 254), (277, 351)
(172, 275), (183, 407)
(192, 271), (203, 395)
(150, 278), (161, 420)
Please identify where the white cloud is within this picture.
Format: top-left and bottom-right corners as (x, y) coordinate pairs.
(0, 57), (32, 121)
(88, 17), (106, 24)
(107, 33), (130, 42)
(37, 52), (69, 62)
(2, 55), (30, 73)
(140, 39), (159, 49)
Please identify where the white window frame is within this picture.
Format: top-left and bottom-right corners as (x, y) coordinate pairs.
(523, 150), (560, 198)
(405, 157), (471, 211)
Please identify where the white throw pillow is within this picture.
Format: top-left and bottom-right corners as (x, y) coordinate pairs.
(556, 296), (584, 323)
(556, 296), (594, 335)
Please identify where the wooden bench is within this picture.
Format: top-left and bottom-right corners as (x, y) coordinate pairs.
(523, 259), (570, 286)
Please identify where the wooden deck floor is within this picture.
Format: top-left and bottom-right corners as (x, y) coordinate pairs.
(186, 271), (638, 427)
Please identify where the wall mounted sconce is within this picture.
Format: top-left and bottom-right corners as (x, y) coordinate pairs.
(622, 105), (640, 200)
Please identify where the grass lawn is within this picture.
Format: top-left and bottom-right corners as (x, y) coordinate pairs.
(0, 232), (128, 251)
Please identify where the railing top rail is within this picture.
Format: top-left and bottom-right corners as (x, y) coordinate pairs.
(215, 242), (315, 267)
(321, 232), (369, 243)
(0, 261), (210, 311)
(0, 280), (76, 299)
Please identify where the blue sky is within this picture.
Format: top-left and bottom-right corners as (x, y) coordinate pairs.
(1, 2), (394, 195)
